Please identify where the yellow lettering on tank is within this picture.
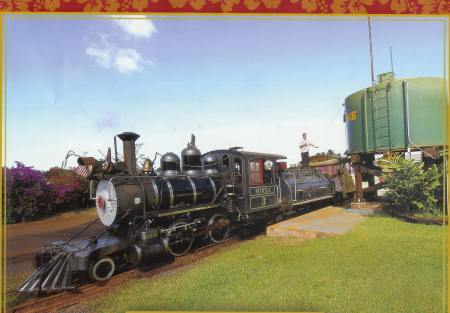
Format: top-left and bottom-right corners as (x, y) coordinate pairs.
(347, 111), (356, 122)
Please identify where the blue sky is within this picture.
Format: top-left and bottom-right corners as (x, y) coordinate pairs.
(3, 16), (447, 171)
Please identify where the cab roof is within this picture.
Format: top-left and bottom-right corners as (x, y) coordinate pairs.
(205, 149), (287, 161)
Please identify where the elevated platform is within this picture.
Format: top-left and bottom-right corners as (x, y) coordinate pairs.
(267, 205), (369, 239)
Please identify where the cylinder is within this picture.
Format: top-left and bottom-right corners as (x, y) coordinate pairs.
(135, 228), (159, 244)
(129, 237), (168, 266)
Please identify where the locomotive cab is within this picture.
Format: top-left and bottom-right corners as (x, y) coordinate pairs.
(244, 153), (286, 213)
(204, 150), (286, 215)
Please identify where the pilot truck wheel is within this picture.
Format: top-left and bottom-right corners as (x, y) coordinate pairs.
(89, 257), (116, 282)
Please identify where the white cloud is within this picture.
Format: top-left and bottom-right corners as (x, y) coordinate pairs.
(85, 17), (157, 74)
(114, 48), (141, 73)
(86, 46), (112, 68)
(113, 17), (157, 39)
(86, 44), (154, 74)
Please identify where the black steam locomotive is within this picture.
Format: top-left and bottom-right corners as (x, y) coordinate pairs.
(18, 132), (334, 293)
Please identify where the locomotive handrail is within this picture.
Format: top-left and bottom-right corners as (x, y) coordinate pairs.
(294, 173), (297, 201)
(285, 172), (322, 184)
(89, 180), (95, 200)
(156, 173), (227, 179)
(210, 186), (225, 204)
(277, 178), (281, 202)
(64, 217), (100, 245)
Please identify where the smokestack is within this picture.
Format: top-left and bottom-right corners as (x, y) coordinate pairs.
(117, 132), (140, 176)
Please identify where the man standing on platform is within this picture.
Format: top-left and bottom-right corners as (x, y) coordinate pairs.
(300, 133), (318, 168)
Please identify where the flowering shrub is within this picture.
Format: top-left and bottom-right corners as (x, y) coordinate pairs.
(378, 154), (443, 216)
(46, 167), (91, 208)
(3, 162), (92, 224)
(3, 162), (52, 223)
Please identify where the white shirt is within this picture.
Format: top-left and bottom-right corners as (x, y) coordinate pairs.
(300, 139), (312, 153)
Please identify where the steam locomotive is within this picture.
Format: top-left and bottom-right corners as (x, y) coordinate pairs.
(18, 132), (334, 293)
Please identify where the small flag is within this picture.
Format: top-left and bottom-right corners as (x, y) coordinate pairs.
(75, 165), (88, 178)
(104, 147), (112, 171)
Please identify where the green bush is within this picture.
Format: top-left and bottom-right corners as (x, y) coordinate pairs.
(378, 153), (443, 216)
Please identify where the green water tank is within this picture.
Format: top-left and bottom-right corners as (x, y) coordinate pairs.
(344, 74), (446, 154)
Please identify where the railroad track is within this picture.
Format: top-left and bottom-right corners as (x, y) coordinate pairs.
(8, 235), (247, 313)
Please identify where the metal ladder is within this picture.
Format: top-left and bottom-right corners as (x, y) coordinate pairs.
(372, 84), (392, 151)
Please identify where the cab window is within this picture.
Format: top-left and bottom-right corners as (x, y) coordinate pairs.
(223, 155), (230, 167)
(249, 159), (263, 185)
(235, 157), (242, 182)
(264, 160), (273, 184)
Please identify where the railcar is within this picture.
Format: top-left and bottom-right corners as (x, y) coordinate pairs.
(18, 132), (333, 293)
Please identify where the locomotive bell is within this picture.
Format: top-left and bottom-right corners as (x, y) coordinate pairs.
(141, 159), (153, 174)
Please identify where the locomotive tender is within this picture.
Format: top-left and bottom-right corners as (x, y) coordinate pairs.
(18, 132), (333, 293)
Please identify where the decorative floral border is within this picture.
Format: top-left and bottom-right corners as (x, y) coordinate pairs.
(0, 0), (448, 14)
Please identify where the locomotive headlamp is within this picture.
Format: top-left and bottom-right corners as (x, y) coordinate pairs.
(86, 165), (93, 176)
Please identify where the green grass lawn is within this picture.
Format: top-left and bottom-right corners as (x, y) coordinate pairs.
(4, 270), (35, 309)
(6, 215), (446, 312)
(81, 215), (445, 313)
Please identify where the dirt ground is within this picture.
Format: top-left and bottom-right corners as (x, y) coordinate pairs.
(5, 208), (106, 275)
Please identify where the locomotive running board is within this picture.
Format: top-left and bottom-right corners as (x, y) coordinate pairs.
(17, 252), (74, 293)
